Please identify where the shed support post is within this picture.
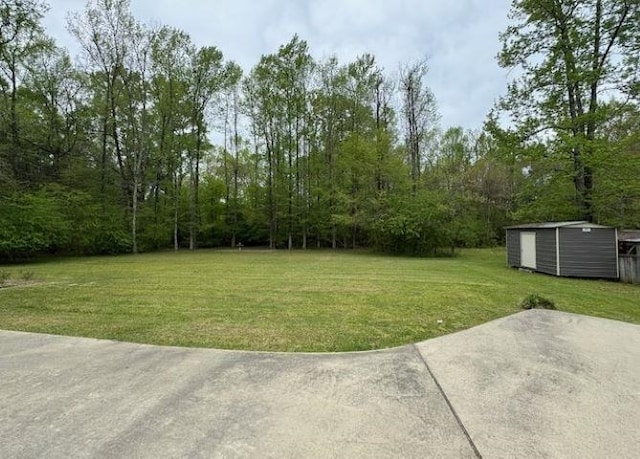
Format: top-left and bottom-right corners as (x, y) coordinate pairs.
(556, 228), (561, 276)
(615, 228), (619, 279)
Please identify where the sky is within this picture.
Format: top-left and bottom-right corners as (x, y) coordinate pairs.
(42, 0), (513, 132)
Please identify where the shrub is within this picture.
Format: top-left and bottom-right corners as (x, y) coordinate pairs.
(0, 187), (132, 259)
(0, 192), (71, 260)
(520, 293), (557, 310)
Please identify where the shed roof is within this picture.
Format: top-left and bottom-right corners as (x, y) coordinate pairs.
(505, 221), (612, 230)
(619, 230), (640, 241)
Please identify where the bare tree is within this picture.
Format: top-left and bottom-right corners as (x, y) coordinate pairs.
(399, 60), (438, 193)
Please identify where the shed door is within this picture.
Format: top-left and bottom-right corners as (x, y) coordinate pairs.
(520, 232), (537, 269)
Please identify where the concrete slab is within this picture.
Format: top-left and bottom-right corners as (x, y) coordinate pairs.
(1, 310), (638, 458)
(0, 332), (474, 458)
(416, 310), (640, 458)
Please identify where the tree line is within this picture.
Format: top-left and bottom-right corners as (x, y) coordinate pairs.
(1, 0), (639, 260)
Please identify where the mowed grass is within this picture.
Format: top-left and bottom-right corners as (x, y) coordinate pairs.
(0, 248), (638, 352)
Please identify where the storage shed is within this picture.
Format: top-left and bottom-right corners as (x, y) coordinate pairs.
(506, 221), (619, 279)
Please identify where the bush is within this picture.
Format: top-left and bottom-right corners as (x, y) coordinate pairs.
(371, 192), (452, 256)
(0, 187), (132, 260)
(0, 191), (71, 260)
(90, 220), (132, 255)
(520, 293), (557, 310)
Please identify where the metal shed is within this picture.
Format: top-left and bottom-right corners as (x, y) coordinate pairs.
(506, 221), (619, 279)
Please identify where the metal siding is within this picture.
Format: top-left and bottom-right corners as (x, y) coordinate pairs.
(558, 228), (618, 278)
(536, 229), (557, 275)
(506, 229), (520, 267)
(556, 228), (561, 276)
(615, 228), (619, 279)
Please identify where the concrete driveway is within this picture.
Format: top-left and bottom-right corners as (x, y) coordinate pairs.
(1, 310), (638, 458)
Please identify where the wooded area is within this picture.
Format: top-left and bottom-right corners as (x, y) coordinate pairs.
(1, 0), (639, 260)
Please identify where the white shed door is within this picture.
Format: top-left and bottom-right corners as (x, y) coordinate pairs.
(520, 232), (537, 269)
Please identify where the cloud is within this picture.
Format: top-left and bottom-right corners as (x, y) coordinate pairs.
(42, 0), (512, 130)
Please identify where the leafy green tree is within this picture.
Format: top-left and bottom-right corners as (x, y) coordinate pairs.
(244, 36), (313, 249)
(68, 0), (148, 252)
(19, 48), (89, 185)
(0, 0), (53, 187)
(466, 133), (523, 243)
(219, 62), (244, 247)
(310, 56), (346, 248)
(496, 0), (640, 221)
(185, 45), (229, 249)
(148, 26), (192, 250)
(591, 104), (640, 227)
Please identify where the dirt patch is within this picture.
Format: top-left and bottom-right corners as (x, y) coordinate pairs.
(0, 280), (44, 289)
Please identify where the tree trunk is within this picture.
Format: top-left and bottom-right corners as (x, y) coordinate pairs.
(232, 90), (240, 248)
(9, 56), (19, 178)
(190, 121), (203, 250)
(265, 129), (276, 249)
(223, 97), (231, 245)
(100, 106), (108, 213)
(173, 173), (180, 251)
(132, 174), (138, 253)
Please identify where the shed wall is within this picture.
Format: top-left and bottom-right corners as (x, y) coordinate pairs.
(506, 230), (520, 267)
(558, 228), (618, 278)
(619, 254), (640, 284)
(535, 229), (557, 275)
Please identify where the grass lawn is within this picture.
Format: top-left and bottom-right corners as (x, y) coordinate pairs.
(0, 248), (638, 352)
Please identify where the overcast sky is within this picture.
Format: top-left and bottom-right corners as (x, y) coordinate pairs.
(42, 0), (512, 131)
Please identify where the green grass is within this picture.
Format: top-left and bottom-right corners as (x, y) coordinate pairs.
(0, 249), (638, 352)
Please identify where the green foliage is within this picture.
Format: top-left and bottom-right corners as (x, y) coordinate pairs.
(0, 190), (71, 260)
(591, 115), (640, 228)
(519, 294), (557, 311)
(8, 0), (639, 261)
(0, 0), (515, 258)
(495, 0), (640, 222)
(371, 191), (452, 256)
(371, 126), (511, 254)
(90, 219), (132, 255)
(0, 187), (131, 260)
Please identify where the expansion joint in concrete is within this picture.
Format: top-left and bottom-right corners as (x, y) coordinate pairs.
(413, 344), (482, 459)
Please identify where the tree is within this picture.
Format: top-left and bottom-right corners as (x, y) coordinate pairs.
(120, 21), (155, 254)
(311, 56), (346, 249)
(68, 0), (144, 252)
(590, 103), (640, 227)
(4, 13), (551, 260)
(466, 132), (522, 243)
(19, 48), (88, 185)
(219, 62), (243, 247)
(340, 54), (381, 248)
(244, 36), (313, 249)
(149, 26), (192, 250)
(399, 59), (438, 192)
(0, 0), (52, 186)
(496, 0), (640, 221)
(185, 45), (228, 250)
